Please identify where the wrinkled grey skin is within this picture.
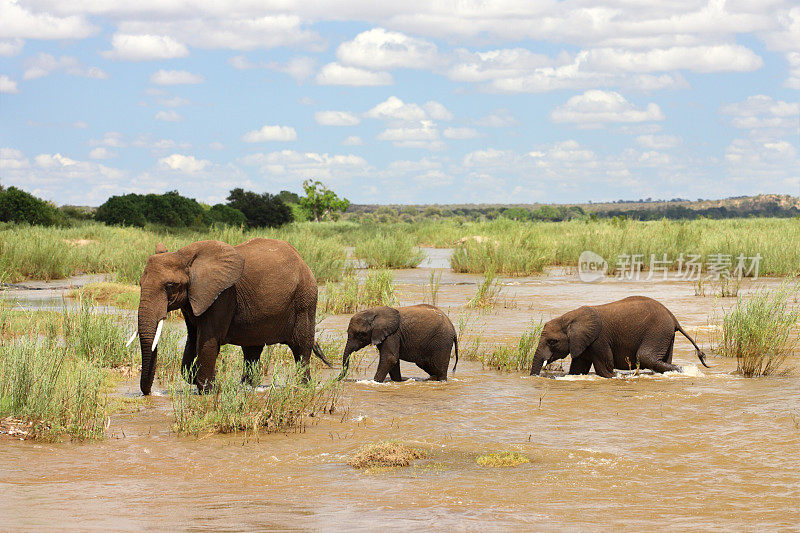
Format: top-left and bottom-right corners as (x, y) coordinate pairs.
(137, 238), (330, 395)
(530, 296), (708, 377)
(339, 304), (458, 382)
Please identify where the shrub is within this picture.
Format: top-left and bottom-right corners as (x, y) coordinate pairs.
(205, 204), (246, 227)
(482, 321), (544, 371)
(321, 271), (396, 314)
(476, 451), (530, 467)
(226, 188), (293, 228)
(467, 270), (503, 309)
(0, 186), (60, 226)
(717, 283), (800, 377)
(348, 441), (424, 469)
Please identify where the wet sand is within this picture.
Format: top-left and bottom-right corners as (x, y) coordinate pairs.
(2, 259), (799, 531)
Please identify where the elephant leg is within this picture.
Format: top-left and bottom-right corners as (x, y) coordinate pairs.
(290, 312), (315, 382)
(590, 344), (615, 378)
(373, 346), (399, 383)
(194, 336), (221, 393)
(388, 361), (403, 382)
(181, 321), (198, 384)
(241, 345), (264, 386)
(637, 342), (681, 374)
(568, 355), (592, 375)
(664, 336), (675, 365)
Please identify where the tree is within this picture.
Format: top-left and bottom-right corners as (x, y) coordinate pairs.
(94, 194), (147, 227)
(299, 180), (349, 222)
(276, 190), (301, 204)
(0, 186), (61, 226)
(205, 203), (246, 227)
(226, 188), (293, 228)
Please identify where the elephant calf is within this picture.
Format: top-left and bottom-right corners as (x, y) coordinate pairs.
(530, 296), (709, 377)
(339, 304), (458, 382)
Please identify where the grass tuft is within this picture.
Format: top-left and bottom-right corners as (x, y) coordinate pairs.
(355, 232), (425, 269)
(69, 282), (140, 309)
(348, 440), (425, 469)
(476, 451), (530, 467)
(482, 321), (545, 372)
(467, 269), (502, 309)
(717, 283), (800, 377)
(321, 270), (397, 314)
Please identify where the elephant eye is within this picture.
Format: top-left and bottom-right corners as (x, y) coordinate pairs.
(546, 338), (558, 346)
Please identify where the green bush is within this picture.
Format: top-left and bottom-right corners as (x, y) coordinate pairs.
(0, 186), (61, 226)
(205, 204), (246, 227)
(226, 188), (293, 228)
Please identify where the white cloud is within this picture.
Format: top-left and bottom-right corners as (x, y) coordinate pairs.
(336, 28), (440, 70)
(155, 110), (182, 122)
(242, 125), (298, 143)
(315, 111), (361, 126)
(636, 134), (682, 150)
(89, 147), (116, 160)
(0, 147), (29, 170)
(786, 52), (800, 89)
(238, 150), (369, 183)
(149, 69), (204, 85)
(447, 48), (559, 83)
(0, 1), (96, 40)
(342, 135), (364, 146)
(35, 153), (78, 168)
(423, 101), (453, 121)
(376, 120), (444, 149)
(366, 96), (428, 122)
(720, 95), (800, 133)
(316, 63), (393, 86)
(102, 33), (189, 61)
(268, 56), (316, 82)
(475, 109), (518, 127)
(91, 132), (125, 148)
(22, 53), (108, 80)
(158, 153), (210, 173)
(0, 74), (18, 93)
(156, 95), (190, 107)
(550, 90), (665, 127)
(443, 127), (479, 139)
(582, 45), (763, 73)
(0, 38), (23, 57)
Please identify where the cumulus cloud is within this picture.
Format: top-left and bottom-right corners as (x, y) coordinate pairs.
(0, 1), (97, 40)
(366, 96), (427, 122)
(443, 127), (479, 139)
(475, 109), (518, 128)
(342, 135), (364, 146)
(267, 56), (316, 82)
(89, 147), (116, 160)
(242, 125), (298, 143)
(336, 28), (440, 70)
(315, 63), (393, 86)
(102, 33), (189, 61)
(581, 45), (763, 73)
(315, 111), (361, 126)
(238, 150), (369, 183)
(158, 153), (210, 173)
(636, 134), (682, 150)
(149, 69), (204, 85)
(22, 53), (108, 80)
(0, 74), (18, 93)
(155, 110), (182, 122)
(0, 38), (24, 57)
(550, 90), (665, 127)
(720, 95), (800, 133)
(786, 52), (800, 89)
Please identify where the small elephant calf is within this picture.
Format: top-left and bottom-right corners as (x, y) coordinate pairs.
(530, 296), (709, 377)
(339, 304), (458, 382)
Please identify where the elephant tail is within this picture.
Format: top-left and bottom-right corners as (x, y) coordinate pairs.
(676, 323), (710, 368)
(313, 342), (333, 368)
(452, 334), (459, 374)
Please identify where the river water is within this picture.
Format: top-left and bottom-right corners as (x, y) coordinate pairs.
(2, 252), (799, 531)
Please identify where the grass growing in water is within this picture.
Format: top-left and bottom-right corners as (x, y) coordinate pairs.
(348, 440), (425, 469)
(321, 270), (397, 314)
(482, 320), (545, 372)
(717, 283), (800, 377)
(467, 270), (503, 309)
(476, 451), (530, 467)
(423, 269), (442, 306)
(170, 351), (341, 436)
(354, 232), (424, 269)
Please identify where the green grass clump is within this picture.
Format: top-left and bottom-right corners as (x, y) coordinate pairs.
(451, 230), (550, 276)
(354, 232), (425, 269)
(423, 270), (442, 306)
(718, 283), (800, 377)
(467, 270), (503, 309)
(348, 440), (425, 469)
(321, 270), (397, 314)
(482, 321), (544, 372)
(0, 336), (107, 441)
(170, 352), (341, 436)
(476, 451), (530, 467)
(70, 282), (140, 309)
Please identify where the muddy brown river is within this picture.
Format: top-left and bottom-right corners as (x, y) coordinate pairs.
(2, 261), (799, 531)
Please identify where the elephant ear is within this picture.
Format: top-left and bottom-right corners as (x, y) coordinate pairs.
(567, 306), (601, 357)
(371, 306), (400, 346)
(180, 240), (245, 317)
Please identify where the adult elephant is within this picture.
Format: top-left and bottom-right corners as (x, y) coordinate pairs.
(134, 238), (331, 395)
(339, 304), (458, 382)
(529, 296), (708, 377)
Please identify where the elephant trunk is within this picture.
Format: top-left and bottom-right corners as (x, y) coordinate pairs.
(138, 291), (167, 395)
(337, 339), (358, 380)
(529, 341), (549, 376)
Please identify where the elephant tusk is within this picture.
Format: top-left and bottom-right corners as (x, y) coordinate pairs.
(125, 330), (138, 348)
(152, 319), (165, 350)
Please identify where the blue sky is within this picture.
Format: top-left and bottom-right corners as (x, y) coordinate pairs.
(0, 1), (798, 206)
